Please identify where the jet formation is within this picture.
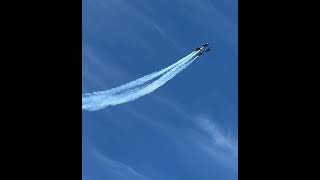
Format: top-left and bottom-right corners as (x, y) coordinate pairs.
(194, 43), (210, 56)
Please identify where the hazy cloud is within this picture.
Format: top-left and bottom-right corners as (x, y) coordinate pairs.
(92, 148), (151, 180)
(192, 115), (238, 169)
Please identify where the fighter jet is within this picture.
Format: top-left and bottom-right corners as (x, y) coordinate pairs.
(194, 43), (210, 56)
(202, 43), (209, 47)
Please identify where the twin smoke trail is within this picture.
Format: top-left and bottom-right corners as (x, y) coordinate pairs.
(82, 51), (199, 111)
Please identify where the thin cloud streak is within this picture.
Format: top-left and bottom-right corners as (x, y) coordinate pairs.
(92, 148), (151, 180)
(192, 115), (238, 170)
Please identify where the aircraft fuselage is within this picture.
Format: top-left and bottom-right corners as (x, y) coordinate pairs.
(194, 43), (210, 56)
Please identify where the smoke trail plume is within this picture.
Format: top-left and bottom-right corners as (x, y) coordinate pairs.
(84, 51), (196, 96)
(83, 51), (198, 111)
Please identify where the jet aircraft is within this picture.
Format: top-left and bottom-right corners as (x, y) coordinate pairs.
(194, 43), (210, 56)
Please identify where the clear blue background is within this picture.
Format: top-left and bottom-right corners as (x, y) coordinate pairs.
(82, 0), (237, 179)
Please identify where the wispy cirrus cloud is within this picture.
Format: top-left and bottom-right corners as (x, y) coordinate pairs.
(91, 148), (151, 180)
(120, 94), (238, 170)
(191, 115), (238, 170)
(124, 98), (238, 171)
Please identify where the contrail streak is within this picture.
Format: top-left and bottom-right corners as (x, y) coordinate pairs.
(83, 51), (196, 96)
(83, 51), (199, 111)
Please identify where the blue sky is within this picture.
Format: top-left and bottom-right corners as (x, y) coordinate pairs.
(82, 0), (238, 179)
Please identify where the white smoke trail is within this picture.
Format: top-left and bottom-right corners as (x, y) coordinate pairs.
(83, 52), (198, 111)
(83, 51), (197, 97)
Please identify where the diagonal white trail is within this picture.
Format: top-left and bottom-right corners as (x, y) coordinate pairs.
(82, 52), (198, 111)
(83, 51), (197, 97)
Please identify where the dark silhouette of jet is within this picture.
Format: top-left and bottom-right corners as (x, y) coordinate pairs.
(194, 43), (210, 56)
